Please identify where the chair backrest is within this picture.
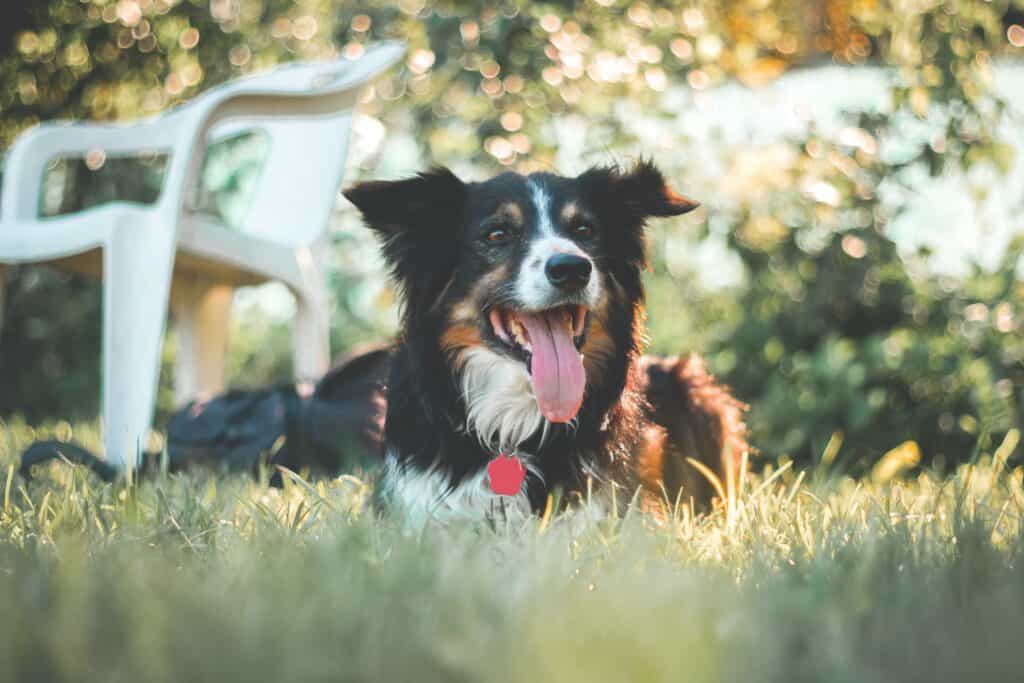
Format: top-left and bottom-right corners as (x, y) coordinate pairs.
(183, 43), (405, 247)
(198, 112), (353, 247)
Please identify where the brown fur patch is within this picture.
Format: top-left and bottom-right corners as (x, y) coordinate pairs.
(560, 201), (579, 223)
(639, 353), (749, 511)
(663, 187), (700, 214)
(448, 265), (509, 324)
(449, 299), (478, 325)
(582, 318), (616, 386)
(440, 324), (483, 359)
(495, 202), (524, 225)
(634, 424), (670, 515)
(561, 201), (597, 227)
(631, 301), (649, 354)
(443, 265), (512, 372)
(582, 277), (643, 387)
(675, 354), (748, 503)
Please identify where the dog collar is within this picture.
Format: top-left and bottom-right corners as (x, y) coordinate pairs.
(487, 453), (527, 496)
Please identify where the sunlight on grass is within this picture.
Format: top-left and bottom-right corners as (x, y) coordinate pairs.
(2, 421), (1023, 681)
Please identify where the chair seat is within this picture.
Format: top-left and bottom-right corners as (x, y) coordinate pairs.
(176, 212), (308, 290)
(0, 206), (309, 292)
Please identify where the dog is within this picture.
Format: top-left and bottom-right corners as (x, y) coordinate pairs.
(344, 161), (748, 524)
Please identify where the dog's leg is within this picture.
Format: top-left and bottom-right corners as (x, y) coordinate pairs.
(640, 354), (748, 512)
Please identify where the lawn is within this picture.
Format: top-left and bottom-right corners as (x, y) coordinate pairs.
(2, 421), (1024, 683)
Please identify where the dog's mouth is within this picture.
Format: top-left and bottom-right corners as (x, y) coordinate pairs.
(488, 305), (588, 423)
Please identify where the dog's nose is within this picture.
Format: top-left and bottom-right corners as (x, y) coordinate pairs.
(545, 253), (592, 291)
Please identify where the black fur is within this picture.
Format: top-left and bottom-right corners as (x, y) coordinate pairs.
(345, 162), (745, 514)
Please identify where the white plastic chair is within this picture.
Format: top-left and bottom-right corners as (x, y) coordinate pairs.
(0, 41), (405, 470)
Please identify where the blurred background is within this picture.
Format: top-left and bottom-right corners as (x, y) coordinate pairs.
(1, 0), (1023, 475)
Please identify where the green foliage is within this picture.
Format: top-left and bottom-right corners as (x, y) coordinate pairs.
(2, 0), (1024, 467)
(715, 222), (1024, 470)
(340, 0), (1023, 169)
(658, 0), (1023, 468)
(0, 0), (339, 145)
(0, 270), (102, 422)
(692, 66), (1024, 467)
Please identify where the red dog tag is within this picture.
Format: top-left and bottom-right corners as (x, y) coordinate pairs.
(487, 453), (526, 496)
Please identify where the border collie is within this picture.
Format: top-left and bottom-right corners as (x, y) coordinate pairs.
(344, 161), (747, 524)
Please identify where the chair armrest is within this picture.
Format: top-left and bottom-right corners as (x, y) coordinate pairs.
(1, 107), (200, 222)
(1, 41), (405, 224)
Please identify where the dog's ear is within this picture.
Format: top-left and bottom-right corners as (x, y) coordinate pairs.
(344, 168), (466, 305)
(343, 167), (466, 237)
(578, 160), (698, 222)
(578, 161), (697, 272)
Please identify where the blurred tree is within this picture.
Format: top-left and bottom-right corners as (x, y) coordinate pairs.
(339, 0), (1021, 170)
(708, 133), (1024, 469)
(1, 0), (1023, 467)
(0, 4), (35, 54)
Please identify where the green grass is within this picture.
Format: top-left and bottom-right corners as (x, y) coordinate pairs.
(3, 421), (1024, 682)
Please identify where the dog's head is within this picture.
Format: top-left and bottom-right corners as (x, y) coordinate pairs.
(344, 162), (696, 435)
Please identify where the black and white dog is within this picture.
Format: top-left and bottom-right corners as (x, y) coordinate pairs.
(344, 162), (747, 523)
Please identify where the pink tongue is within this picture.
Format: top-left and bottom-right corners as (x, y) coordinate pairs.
(517, 310), (586, 423)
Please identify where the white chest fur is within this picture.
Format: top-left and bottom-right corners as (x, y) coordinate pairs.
(457, 346), (550, 452)
(381, 452), (539, 526)
(383, 344), (561, 525)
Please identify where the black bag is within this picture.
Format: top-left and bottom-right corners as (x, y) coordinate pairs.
(18, 345), (391, 486)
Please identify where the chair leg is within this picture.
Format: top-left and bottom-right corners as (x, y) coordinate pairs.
(170, 280), (233, 407)
(293, 283), (330, 382)
(102, 221), (176, 471)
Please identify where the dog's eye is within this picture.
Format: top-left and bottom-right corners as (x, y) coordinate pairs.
(574, 224), (594, 238)
(486, 228), (512, 244)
